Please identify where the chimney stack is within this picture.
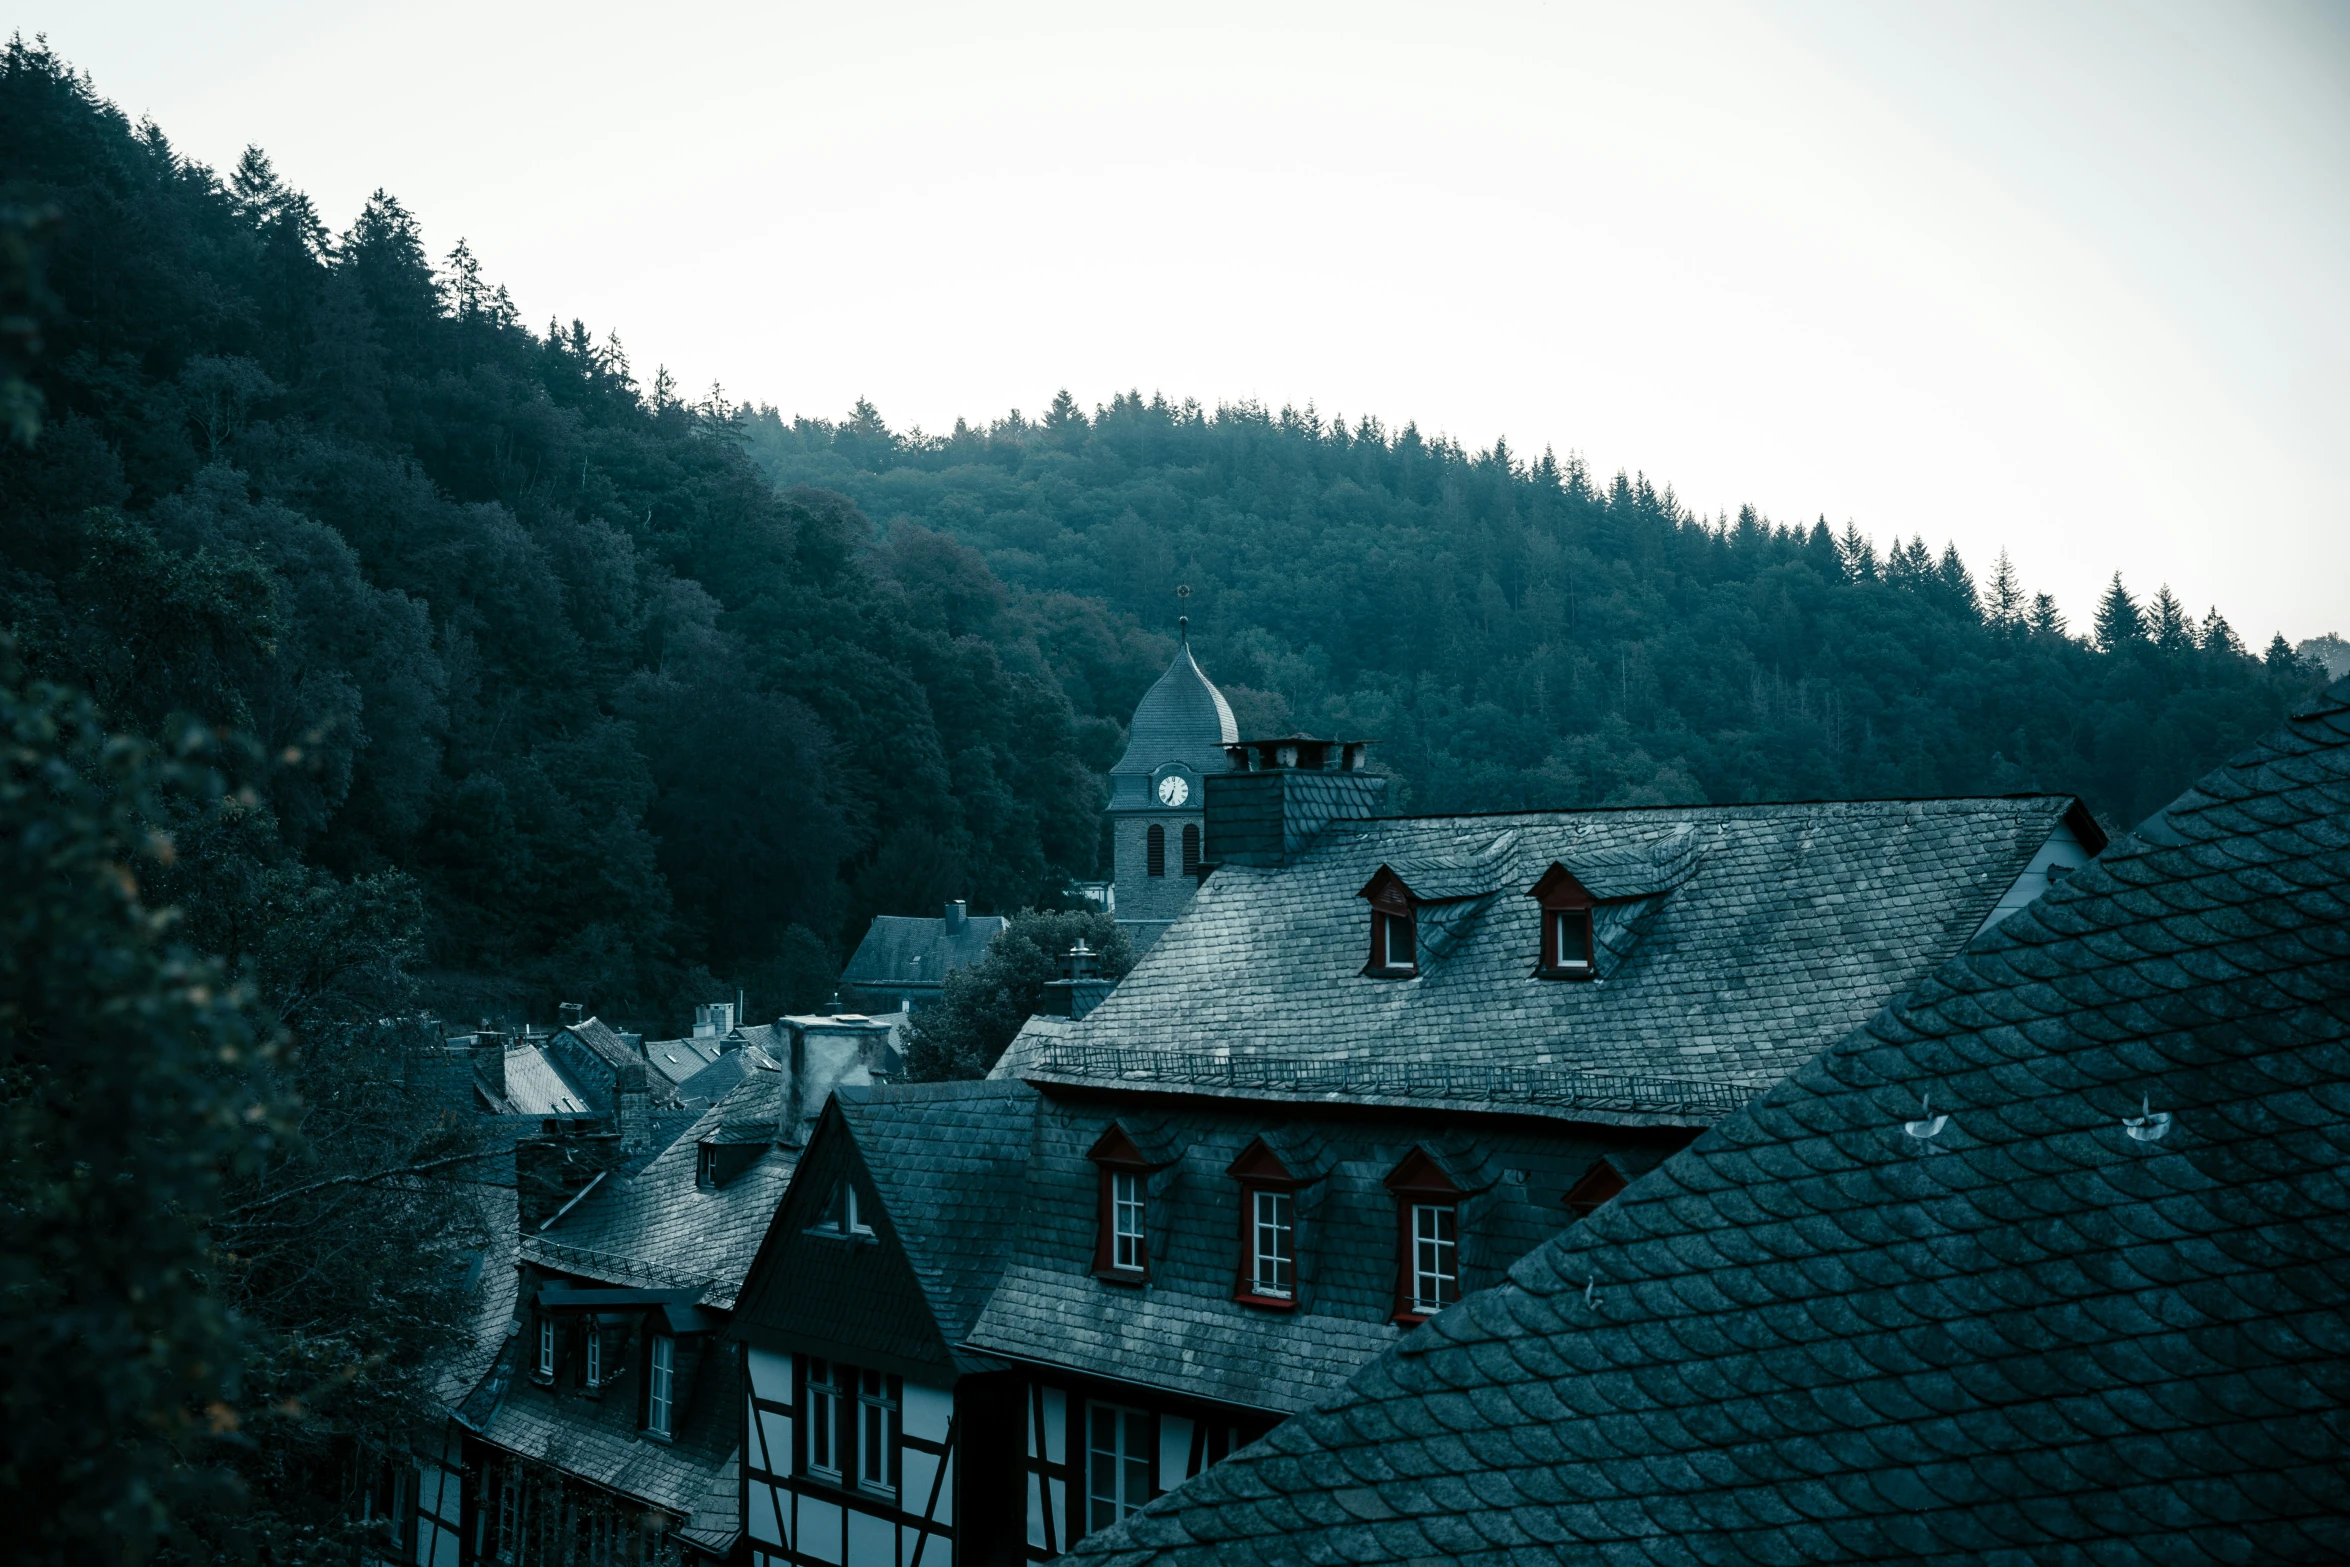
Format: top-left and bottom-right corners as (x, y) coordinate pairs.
(559, 1001), (585, 1028)
(944, 899), (968, 935)
(614, 1061), (649, 1155)
(1205, 737), (1386, 868)
(471, 1028), (509, 1102)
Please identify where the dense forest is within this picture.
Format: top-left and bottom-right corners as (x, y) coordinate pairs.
(745, 399), (2333, 833)
(3, 35), (2334, 1031)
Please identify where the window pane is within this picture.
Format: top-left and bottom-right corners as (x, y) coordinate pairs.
(1252, 1189), (1294, 1296)
(1557, 910), (1590, 966)
(1112, 1171), (1145, 1270)
(1411, 1204), (1458, 1313)
(1086, 1403), (1151, 1536)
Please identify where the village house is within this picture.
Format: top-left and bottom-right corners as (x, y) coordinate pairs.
(728, 709), (2108, 1565)
(1060, 674), (2350, 1567)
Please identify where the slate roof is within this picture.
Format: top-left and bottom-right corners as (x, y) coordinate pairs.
(963, 1094), (1676, 1415)
(641, 1031), (728, 1095)
(1007, 796), (2088, 1124)
(526, 1066), (796, 1310)
(501, 1041), (593, 1116)
(1070, 676), (2350, 1567)
(841, 913), (1009, 990)
(833, 1079), (1040, 1343)
(1112, 638), (1240, 781)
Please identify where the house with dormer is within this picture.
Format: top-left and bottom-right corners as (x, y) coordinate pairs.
(730, 734), (2108, 1566)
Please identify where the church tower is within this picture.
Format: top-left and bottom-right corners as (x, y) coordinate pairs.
(1109, 621), (1237, 951)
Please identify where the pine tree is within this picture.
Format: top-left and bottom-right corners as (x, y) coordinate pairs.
(1836, 521), (1878, 582)
(2149, 585), (2191, 652)
(2265, 633), (2304, 673)
(1985, 550), (2026, 627)
(2093, 573), (2144, 652)
(2029, 593), (2068, 638)
(2198, 607), (2245, 657)
(1937, 543), (1980, 618)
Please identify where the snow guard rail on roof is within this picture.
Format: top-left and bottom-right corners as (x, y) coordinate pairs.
(1024, 1045), (1754, 1120)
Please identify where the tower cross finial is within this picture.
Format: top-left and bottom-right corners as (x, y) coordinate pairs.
(1177, 583), (1190, 644)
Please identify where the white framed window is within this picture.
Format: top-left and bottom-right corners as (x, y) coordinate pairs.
(1373, 909), (1416, 974)
(1550, 908), (1593, 973)
(820, 1179), (874, 1236)
(1110, 1170), (1145, 1272)
(647, 1333), (674, 1438)
(804, 1358), (842, 1479)
(855, 1368), (900, 1495)
(1410, 1203), (1459, 1315)
(537, 1316), (556, 1378)
(1085, 1402), (1152, 1535)
(1250, 1189), (1294, 1299)
(583, 1327), (602, 1386)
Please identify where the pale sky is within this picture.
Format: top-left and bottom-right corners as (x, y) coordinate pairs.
(40, 1), (2350, 642)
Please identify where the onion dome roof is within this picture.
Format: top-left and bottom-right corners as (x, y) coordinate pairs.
(1112, 633), (1238, 778)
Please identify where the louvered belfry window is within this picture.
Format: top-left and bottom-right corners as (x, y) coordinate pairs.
(1181, 822), (1201, 874)
(1146, 823), (1166, 877)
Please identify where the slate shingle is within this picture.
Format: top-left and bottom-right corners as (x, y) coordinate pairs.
(1066, 677), (2350, 1567)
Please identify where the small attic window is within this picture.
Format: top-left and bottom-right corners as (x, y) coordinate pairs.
(812, 1178), (873, 1238)
(1358, 868), (1418, 978)
(1563, 1160), (1628, 1219)
(1527, 863), (1598, 981)
(1384, 1149), (1465, 1324)
(1227, 1140), (1301, 1309)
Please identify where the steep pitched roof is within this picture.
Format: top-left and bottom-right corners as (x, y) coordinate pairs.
(1071, 678), (2350, 1567)
(1010, 796), (2084, 1123)
(841, 913), (1008, 989)
(527, 1065), (795, 1309)
(833, 1080), (1039, 1343)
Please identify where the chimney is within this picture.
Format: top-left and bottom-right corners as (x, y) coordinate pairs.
(614, 1061), (650, 1155)
(1041, 940), (1114, 1020)
(1204, 737), (1387, 868)
(559, 1001), (585, 1028)
(471, 1028), (509, 1101)
(943, 899), (968, 935)
(778, 1023), (809, 1147)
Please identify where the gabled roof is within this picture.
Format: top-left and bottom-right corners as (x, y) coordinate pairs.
(527, 1065), (795, 1309)
(841, 912), (1007, 989)
(729, 1080), (1039, 1376)
(1009, 796), (2086, 1123)
(833, 1080), (1040, 1344)
(1069, 677), (2350, 1567)
(500, 1042), (593, 1116)
(640, 1031), (727, 1093)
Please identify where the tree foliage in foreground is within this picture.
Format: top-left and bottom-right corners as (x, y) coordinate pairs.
(746, 396), (2330, 833)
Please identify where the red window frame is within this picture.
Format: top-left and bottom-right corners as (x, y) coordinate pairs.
(1384, 1149), (1465, 1324)
(1226, 1140), (1300, 1310)
(1563, 1159), (1628, 1219)
(1088, 1125), (1152, 1283)
(1527, 863), (1599, 980)
(1358, 868), (1418, 977)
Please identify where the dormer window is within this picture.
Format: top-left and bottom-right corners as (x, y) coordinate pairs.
(1088, 1126), (1156, 1282)
(1564, 1159), (1628, 1219)
(1358, 868), (1420, 978)
(537, 1316), (557, 1379)
(1527, 863), (1599, 980)
(1227, 1139), (1302, 1309)
(645, 1332), (675, 1439)
(1385, 1149), (1465, 1324)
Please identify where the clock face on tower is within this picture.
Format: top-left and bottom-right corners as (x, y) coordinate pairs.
(1156, 774), (1191, 808)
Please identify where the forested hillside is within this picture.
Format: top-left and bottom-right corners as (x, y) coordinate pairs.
(0, 41), (1125, 1023)
(746, 397), (2328, 833)
(2, 36), (2329, 1031)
